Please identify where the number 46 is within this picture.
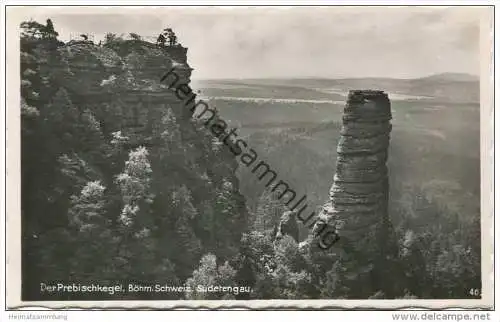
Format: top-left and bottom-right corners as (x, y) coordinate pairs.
(469, 288), (481, 296)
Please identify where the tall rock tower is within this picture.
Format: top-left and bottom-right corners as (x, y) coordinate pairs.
(329, 90), (392, 239)
(311, 90), (394, 298)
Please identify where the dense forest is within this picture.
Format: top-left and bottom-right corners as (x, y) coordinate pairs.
(20, 19), (481, 301)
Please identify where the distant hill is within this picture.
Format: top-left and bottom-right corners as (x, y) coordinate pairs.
(196, 72), (480, 104)
(416, 72), (480, 83)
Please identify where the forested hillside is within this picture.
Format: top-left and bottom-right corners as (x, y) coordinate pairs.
(20, 20), (252, 300)
(20, 19), (481, 301)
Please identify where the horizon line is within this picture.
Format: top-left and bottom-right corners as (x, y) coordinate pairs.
(191, 72), (480, 82)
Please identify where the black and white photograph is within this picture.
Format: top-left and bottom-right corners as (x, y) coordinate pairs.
(4, 4), (494, 310)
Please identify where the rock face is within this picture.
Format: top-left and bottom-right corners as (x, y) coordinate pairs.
(21, 37), (250, 299)
(307, 90), (393, 297)
(328, 90), (392, 239)
(273, 210), (299, 243)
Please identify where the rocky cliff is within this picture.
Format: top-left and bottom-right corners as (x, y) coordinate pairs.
(21, 34), (249, 300)
(306, 90), (395, 298)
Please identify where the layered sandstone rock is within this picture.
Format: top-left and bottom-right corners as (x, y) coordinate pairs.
(274, 210), (300, 243)
(309, 90), (392, 253)
(304, 90), (393, 297)
(327, 90), (392, 240)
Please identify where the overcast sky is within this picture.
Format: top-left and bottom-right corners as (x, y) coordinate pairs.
(19, 6), (483, 79)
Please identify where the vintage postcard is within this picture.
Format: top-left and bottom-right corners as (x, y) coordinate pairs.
(4, 5), (495, 310)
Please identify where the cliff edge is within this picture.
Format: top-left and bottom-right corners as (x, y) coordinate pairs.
(21, 31), (249, 300)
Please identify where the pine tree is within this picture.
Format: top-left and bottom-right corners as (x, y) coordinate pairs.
(185, 253), (237, 300)
(43, 19), (59, 39)
(115, 146), (154, 229)
(114, 146), (160, 283)
(67, 180), (119, 284)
